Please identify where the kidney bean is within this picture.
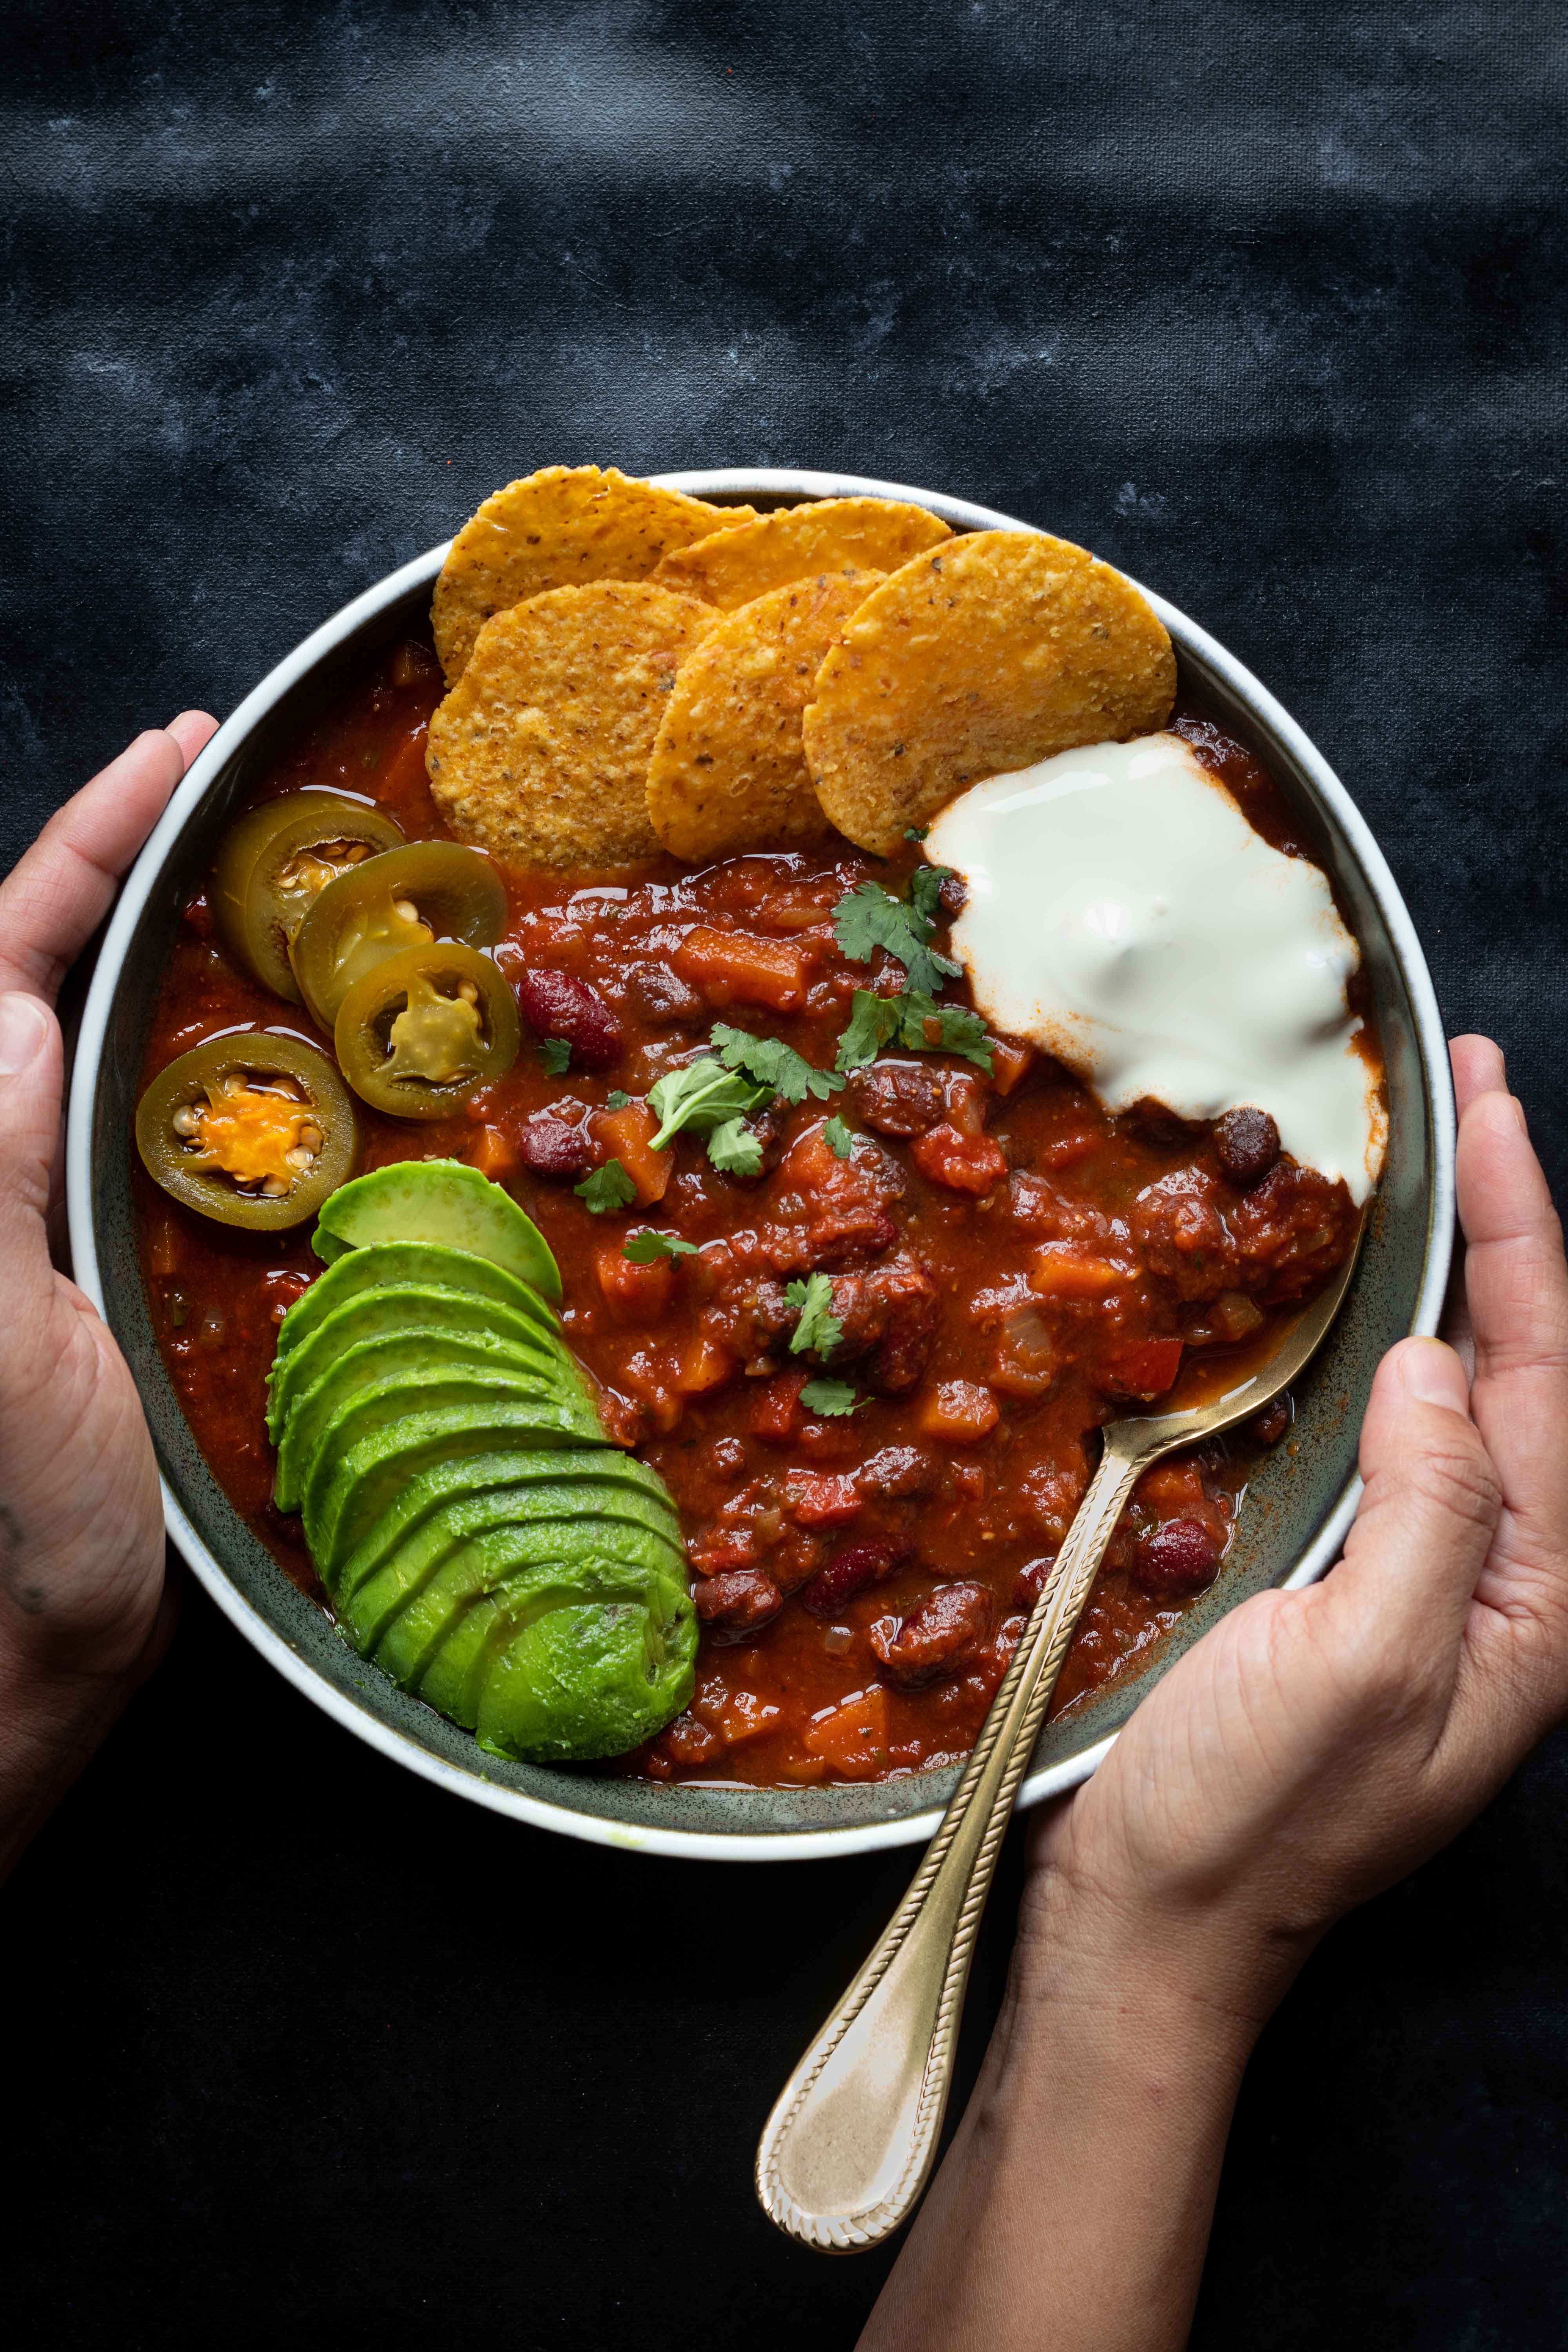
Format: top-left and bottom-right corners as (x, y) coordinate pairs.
(853, 1445), (938, 1501)
(1250, 1394), (1293, 1446)
(1214, 1105), (1281, 1187)
(515, 1113), (592, 1178)
(1134, 1518), (1221, 1593)
(800, 1537), (915, 1618)
(870, 1581), (992, 1689)
(848, 1059), (946, 1138)
(515, 968), (624, 1068)
(1012, 1553), (1057, 1610)
(691, 1567), (783, 1640)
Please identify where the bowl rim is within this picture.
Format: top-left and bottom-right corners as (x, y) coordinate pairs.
(65, 465), (1455, 1863)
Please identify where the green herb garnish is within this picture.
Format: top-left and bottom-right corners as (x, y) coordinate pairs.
(822, 1114), (855, 1161)
(622, 1229), (699, 1263)
(536, 1037), (572, 1075)
(835, 989), (904, 1071)
(786, 1273), (842, 1360)
(832, 875), (960, 998)
(574, 1160), (638, 1214)
(711, 1022), (844, 1105)
(605, 1088), (632, 1110)
(647, 1059), (771, 1151)
(800, 1377), (859, 1416)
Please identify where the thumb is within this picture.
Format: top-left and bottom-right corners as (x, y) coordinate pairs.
(0, 992), (64, 1301)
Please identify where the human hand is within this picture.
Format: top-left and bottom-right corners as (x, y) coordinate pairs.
(862, 1042), (1568, 2352)
(0, 713), (216, 1877)
(1024, 1033), (1568, 2024)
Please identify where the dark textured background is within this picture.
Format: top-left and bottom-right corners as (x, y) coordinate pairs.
(4, 4), (1567, 2346)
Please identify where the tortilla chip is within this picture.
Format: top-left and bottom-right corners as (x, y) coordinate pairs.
(648, 497), (951, 610)
(432, 466), (757, 682)
(645, 571), (883, 861)
(426, 582), (715, 869)
(803, 532), (1177, 854)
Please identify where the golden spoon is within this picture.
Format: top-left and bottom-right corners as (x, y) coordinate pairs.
(755, 1230), (1363, 2252)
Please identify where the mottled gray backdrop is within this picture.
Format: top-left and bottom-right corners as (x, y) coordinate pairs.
(4, 5), (1566, 2347)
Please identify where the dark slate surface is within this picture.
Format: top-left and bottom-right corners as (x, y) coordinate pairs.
(4, 5), (1566, 2346)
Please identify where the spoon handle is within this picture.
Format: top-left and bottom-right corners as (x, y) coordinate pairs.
(755, 1425), (1152, 2251)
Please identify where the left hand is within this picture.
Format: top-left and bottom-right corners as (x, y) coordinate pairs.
(0, 713), (216, 1876)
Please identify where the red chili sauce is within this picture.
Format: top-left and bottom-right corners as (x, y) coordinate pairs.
(134, 639), (1374, 1788)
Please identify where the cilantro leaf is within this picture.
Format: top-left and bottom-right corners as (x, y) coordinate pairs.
(605, 1088), (632, 1111)
(785, 1272), (842, 1360)
(536, 1037), (572, 1075)
(835, 988), (903, 1071)
(574, 1159), (637, 1215)
(800, 1377), (859, 1417)
(906, 862), (956, 931)
(647, 1059), (771, 1151)
(706, 1116), (764, 1177)
(904, 825), (929, 843)
(822, 1114), (854, 1161)
(711, 1022), (843, 1105)
(622, 1229), (699, 1263)
(897, 993), (994, 1072)
(832, 877), (960, 997)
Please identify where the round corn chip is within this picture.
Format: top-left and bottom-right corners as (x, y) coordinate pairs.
(648, 496), (951, 610)
(432, 466), (757, 683)
(803, 532), (1177, 855)
(426, 581), (715, 869)
(646, 570), (884, 862)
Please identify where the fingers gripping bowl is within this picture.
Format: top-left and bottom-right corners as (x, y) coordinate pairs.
(67, 468), (1453, 1862)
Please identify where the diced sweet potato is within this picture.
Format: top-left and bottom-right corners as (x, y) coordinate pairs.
(1029, 1244), (1122, 1299)
(917, 1380), (1000, 1445)
(593, 1100), (674, 1205)
(802, 1686), (889, 1779)
(987, 1038), (1035, 1095)
(671, 1334), (735, 1395)
(470, 1123), (520, 1183)
(597, 1240), (675, 1321)
(673, 924), (807, 1013)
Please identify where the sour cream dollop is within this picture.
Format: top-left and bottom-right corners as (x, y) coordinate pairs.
(925, 733), (1386, 1205)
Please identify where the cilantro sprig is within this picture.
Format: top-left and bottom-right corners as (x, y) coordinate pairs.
(822, 1114), (854, 1161)
(575, 1159), (638, 1214)
(800, 1377), (859, 1416)
(536, 1037), (572, 1076)
(832, 873), (960, 998)
(834, 987), (993, 1075)
(622, 1229), (699, 1263)
(786, 1273), (842, 1360)
(711, 1022), (844, 1105)
(647, 1060), (771, 1152)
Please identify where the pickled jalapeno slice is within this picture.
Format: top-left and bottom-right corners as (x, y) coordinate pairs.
(136, 1034), (359, 1229)
(334, 942), (521, 1118)
(212, 793), (405, 1002)
(288, 841), (509, 1032)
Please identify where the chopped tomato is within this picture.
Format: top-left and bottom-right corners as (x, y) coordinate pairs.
(753, 1370), (807, 1444)
(597, 1239), (675, 1320)
(910, 1123), (1008, 1195)
(1029, 1244), (1123, 1299)
(918, 1380), (1001, 1444)
(592, 1099), (673, 1205)
(786, 1473), (863, 1528)
(1038, 1130), (1100, 1169)
(802, 1686), (889, 1779)
(673, 924), (807, 1013)
(1102, 1336), (1184, 1400)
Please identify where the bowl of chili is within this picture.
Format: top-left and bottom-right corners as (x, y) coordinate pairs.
(65, 467), (1455, 1862)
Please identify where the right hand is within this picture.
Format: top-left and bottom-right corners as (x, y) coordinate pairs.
(1023, 1034), (1568, 2022)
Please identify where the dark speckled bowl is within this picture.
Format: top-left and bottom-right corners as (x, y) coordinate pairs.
(65, 469), (1454, 1862)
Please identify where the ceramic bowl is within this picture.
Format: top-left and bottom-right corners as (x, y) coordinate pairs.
(65, 467), (1455, 1862)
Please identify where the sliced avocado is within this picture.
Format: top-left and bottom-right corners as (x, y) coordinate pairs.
(342, 1475), (686, 1653)
(298, 1365), (603, 1538)
(268, 1284), (571, 1442)
(273, 1242), (560, 1371)
(274, 1327), (581, 1512)
(413, 1544), (675, 1722)
(331, 1445), (677, 1603)
(309, 1401), (613, 1580)
(313, 1160), (561, 1303)
(474, 1581), (697, 1763)
(374, 1512), (684, 1692)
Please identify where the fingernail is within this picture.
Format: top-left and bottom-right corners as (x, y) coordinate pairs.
(0, 993), (49, 1074)
(1509, 1094), (1529, 1136)
(1397, 1338), (1467, 1408)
